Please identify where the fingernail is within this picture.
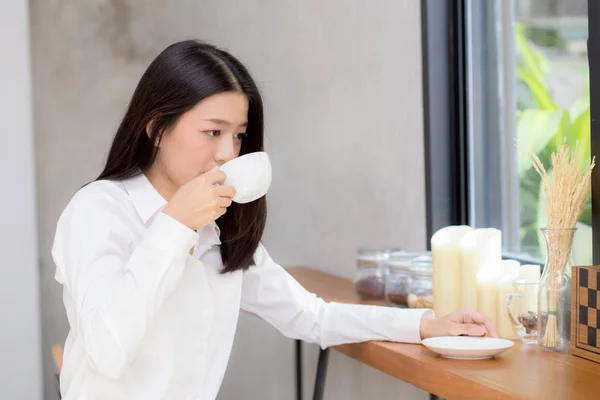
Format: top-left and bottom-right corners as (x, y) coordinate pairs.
(470, 326), (485, 335)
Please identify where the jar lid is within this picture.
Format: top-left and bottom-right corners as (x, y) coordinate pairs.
(387, 251), (425, 271)
(356, 247), (401, 261)
(411, 254), (432, 276)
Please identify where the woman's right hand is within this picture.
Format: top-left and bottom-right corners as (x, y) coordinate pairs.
(419, 308), (498, 339)
(162, 167), (236, 230)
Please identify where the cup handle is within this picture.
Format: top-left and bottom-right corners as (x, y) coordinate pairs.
(506, 292), (523, 329)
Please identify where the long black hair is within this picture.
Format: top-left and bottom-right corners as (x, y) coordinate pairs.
(96, 39), (266, 273)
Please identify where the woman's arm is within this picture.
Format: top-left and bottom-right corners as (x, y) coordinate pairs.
(52, 191), (198, 378)
(240, 244), (432, 348)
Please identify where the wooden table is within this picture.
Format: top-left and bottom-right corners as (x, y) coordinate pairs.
(285, 266), (600, 400)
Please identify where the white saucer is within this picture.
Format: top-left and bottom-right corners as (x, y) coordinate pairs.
(421, 336), (514, 360)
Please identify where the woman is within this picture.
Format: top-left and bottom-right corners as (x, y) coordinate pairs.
(52, 40), (496, 400)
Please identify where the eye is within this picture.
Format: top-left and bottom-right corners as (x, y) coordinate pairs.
(204, 130), (220, 137)
(235, 132), (248, 140)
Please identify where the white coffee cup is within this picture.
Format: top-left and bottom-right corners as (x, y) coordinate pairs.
(219, 151), (272, 204)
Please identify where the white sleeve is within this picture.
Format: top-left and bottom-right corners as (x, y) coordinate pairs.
(52, 192), (198, 379)
(240, 244), (434, 348)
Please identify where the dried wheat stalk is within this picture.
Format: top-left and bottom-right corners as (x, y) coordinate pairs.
(520, 139), (595, 347)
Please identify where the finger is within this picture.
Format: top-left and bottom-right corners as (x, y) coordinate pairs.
(203, 169), (227, 185)
(218, 206), (228, 217)
(461, 310), (499, 338)
(217, 196), (233, 208)
(215, 185), (236, 199)
(450, 323), (486, 337)
(194, 166), (218, 180)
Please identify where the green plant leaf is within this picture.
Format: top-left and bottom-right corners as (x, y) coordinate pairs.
(570, 96), (589, 121)
(555, 109), (574, 146)
(517, 67), (557, 110)
(517, 109), (565, 175)
(514, 23), (556, 110)
(515, 23), (548, 86)
(572, 108), (591, 169)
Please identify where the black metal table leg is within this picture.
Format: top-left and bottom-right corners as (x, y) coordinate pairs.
(305, 345), (439, 400)
(55, 373), (61, 399)
(295, 340), (303, 400)
(312, 348), (330, 400)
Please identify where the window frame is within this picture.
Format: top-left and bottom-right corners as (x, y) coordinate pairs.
(423, 0), (598, 267)
(422, 0), (469, 239)
(589, 0), (600, 264)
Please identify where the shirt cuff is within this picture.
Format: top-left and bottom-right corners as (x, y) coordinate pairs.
(125, 211), (198, 287)
(144, 211), (199, 253)
(389, 308), (435, 344)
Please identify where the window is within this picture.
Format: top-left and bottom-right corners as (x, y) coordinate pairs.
(423, 0), (595, 265)
(468, 0), (591, 263)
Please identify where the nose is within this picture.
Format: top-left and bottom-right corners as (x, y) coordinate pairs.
(215, 136), (236, 165)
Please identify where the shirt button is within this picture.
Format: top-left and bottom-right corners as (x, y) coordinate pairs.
(198, 342), (206, 354)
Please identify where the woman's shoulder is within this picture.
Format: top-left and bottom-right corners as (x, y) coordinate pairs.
(69, 179), (129, 208)
(59, 179), (134, 224)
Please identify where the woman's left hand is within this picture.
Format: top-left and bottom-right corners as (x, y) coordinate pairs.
(419, 309), (498, 340)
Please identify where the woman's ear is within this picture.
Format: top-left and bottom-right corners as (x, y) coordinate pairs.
(146, 120), (160, 147)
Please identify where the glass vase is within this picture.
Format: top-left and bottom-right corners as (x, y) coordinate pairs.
(537, 228), (575, 352)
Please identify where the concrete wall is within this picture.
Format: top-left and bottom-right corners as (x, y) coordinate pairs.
(30, 1), (428, 399)
(0, 1), (43, 399)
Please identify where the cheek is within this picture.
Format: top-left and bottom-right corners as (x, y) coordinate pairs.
(160, 131), (214, 181)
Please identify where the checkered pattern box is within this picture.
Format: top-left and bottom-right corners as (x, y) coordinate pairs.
(571, 265), (600, 363)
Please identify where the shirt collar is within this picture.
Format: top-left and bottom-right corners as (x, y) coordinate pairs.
(122, 172), (167, 225)
(122, 172), (221, 246)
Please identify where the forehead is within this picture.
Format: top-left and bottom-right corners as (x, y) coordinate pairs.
(187, 92), (249, 123)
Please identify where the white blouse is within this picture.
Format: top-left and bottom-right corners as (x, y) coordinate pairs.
(51, 172), (432, 400)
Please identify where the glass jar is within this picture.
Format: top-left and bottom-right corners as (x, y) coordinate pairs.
(354, 247), (394, 300)
(408, 254), (433, 309)
(385, 251), (423, 307)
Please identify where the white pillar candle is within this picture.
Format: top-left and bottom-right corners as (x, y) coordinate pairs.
(517, 264), (541, 313)
(431, 226), (473, 317)
(476, 262), (501, 329)
(496, 260), (521, 339)
(518, 264), (541, 283)
(458, 228), (502, 310)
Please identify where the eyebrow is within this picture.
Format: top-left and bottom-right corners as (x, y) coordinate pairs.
(204, 118), (248, 127)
